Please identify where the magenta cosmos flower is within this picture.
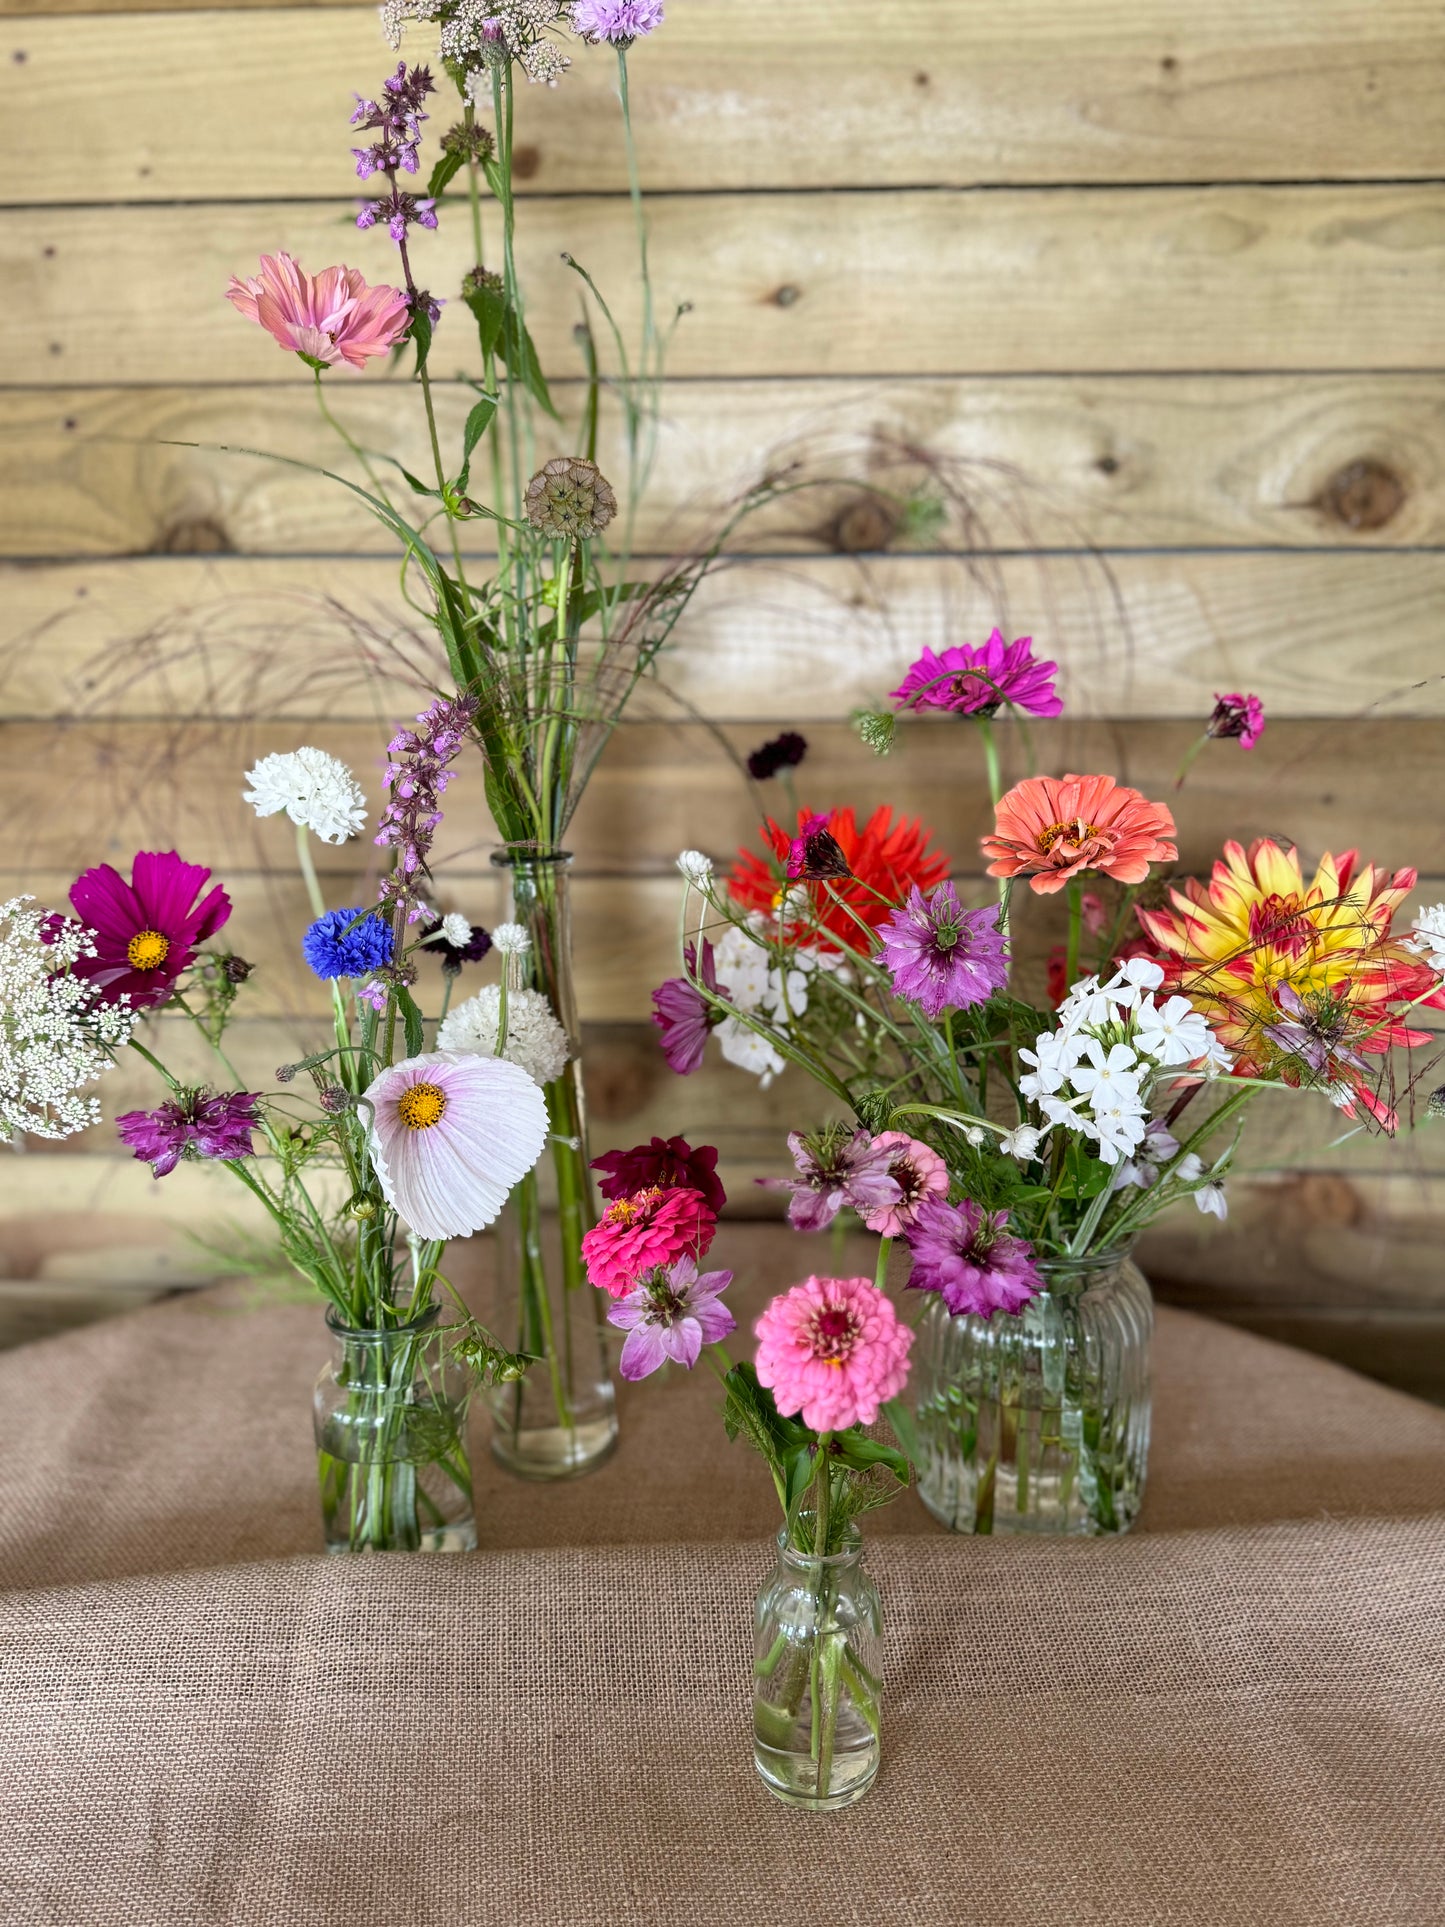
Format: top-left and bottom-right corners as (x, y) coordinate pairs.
(116, 1089), (261, 1178)
(878, 881), (1009, 1018)
(755, 1275), (913, 1433)
(651, 939), (729, 1075)
(581, 1186), (717, 1299)
(757, 1127), (901, 1234)
(591, 1135), (727, 1216)
(862, 1131), (950, 1236)
(226, 252), (410, 370)
(607, 1256), (735, 1381)
(889, 632), (1062, 719)
(1208, 691), (1266, 750)
(363, 1051), (549, 1241)
(66, 851), (231, 1009)
(903, 1196), (1041, 1318)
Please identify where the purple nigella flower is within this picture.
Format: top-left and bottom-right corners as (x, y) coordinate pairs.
(1207, 691), (1266, 750)
(903, 1195), (1042, 1318)
(757, 1126), (902, 1234)
(889, 631), (1062, 719)
(606, 1255), (734, 1381)
(1262, 983), (1365, 1079)
(651, 939), (729, 1075)
(117, 1089), (261, 1179)
(572, 0), (665, 46)
(878, 882), (1009, 1018)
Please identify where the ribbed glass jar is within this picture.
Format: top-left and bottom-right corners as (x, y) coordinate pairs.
(912, 1249), (1152, 1536)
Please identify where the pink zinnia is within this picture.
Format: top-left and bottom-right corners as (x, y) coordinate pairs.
(226, 252), (409, 370)
(581, 1185), (716, 1299)
(862, 1132), (950, 1237)
(754, 1275), (913, 1434)
(890, 632), (1062, 719)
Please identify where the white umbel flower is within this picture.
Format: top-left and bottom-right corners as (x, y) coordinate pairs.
(437, 985), (569, 1087)
(491, 922), (532, 956)
(0, 897), (136, 1139)
(1407, 903), (1445, 973)
(243, 747), (368, 845)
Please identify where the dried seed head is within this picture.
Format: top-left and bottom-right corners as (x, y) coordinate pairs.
(523, 456), (617, 540)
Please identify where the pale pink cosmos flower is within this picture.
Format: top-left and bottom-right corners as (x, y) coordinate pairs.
(754, 1275), (912, 1434)
(226, 252), (410, 370)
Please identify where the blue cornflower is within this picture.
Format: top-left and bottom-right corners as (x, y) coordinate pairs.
(302, 908), (394, 980)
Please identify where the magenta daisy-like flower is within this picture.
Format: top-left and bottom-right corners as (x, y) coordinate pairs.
(591, 1135), (727, 1215)
(754, 1275), (913, 1433)
(1207, 691), (1266, 750)
(581, 1185), (717, 1299)
(862, 1131), (950, 1236)
(757, 1127), (902, 1234)
(903, 1195), (1042, 1318)
(362, 1051), (549, 1241)
(607, 1256), (735, 1381)
(116, 1089), (261, 1178)
(889, 632), (1062, 719)
(878, 882), (1009, 1018)
(66, 851), (231, 1009)
(651, 939), (729, 1075)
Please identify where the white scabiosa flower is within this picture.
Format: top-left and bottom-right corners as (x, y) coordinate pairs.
(243, 747), (368, 845)
(1407, 903), (1445, 973)
(437, 985), (570, 1087)
(676, 850), (714, 889)
(0, 898), (136, 1139)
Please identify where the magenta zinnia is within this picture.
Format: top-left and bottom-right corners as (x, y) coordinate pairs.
(66, 851), (231, 1009)
(116, 1089), (261, 1178)
(581, 1186), (717, 1299)
(226, 252), (410, 370)
(889, 632), (1062, 719)
(591, 1135), (727, 1216)
(877, 882), (1009, 1018)
(903, 1196), (1042, 1318)
(754, 1275), (913, 1433)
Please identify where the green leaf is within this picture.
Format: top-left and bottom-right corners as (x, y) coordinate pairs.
(396, 987), (426, 1060)
(831, 1432), (910, 1484)
(455, 393), (498, 494)
(494, 309), (559, 421)
(880, 1399), (921, 1471)
(782, 1442), (815, 1518)
(410, 306), (433, 378)
(426, 148), (466, 200)
(482, 155), (507, 202)
(463, 280), (506, 361)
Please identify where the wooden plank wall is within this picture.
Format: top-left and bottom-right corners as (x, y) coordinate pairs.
(1, 1), (1444, 1389)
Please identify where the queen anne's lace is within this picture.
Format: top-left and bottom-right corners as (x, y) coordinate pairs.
(0, 898), (136, 1139)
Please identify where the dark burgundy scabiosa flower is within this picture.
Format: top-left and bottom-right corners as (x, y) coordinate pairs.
(877, 881), (1009, 1019)
(746, 732), (808, 782)
(756, 1125), (902, 1234)
(591, 1135), (727, 1216)
(785, 813), (852, 882)
(1207, 691), (1266, 750)
(420, 913), (492, 975)
(889, 632), (1062, 719)
(903, 1195), (1042, 1318)
(374, 692), (479, 925)
(116, 1089), (261, 1178)
(651, 938), (729, 1075)
(67, 851), (231, 1009)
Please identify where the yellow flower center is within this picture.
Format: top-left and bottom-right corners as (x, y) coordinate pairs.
(1038, 818), (1100, 854)
(126, 929), (170, 970)
(397, 1082), (448, 1131)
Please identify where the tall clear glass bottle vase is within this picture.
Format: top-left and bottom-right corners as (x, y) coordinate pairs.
(487, 847), (618, 1478)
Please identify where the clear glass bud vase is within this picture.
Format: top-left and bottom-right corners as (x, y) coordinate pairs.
(752, 1523), (883, 1811)
(913, 1249), (1152, 1536)
(313, 1306), (476, 1553)
(487, 846), (618, 1479)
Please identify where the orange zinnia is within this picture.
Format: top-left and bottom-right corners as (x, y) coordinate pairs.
(730, 805), (950, 955)
(982, 773), (1177, 896)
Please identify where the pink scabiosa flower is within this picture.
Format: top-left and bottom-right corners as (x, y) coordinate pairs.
(757, 1126), (902, 1234)
(651, 938), (729, 1075)
(65, 851), (231, 1009)
(755, 1275), (913, 1433)
(877, 881), (1009, 1018)
(903, 1196), (1042, 1318)
(591, 1135), (727, 1215)
(116, 1089), (261, 1178)
(862, 1132), (950, 1236)
(1208, 691), (1266, 750)
(607, 1256), (735, 1381)
(362, 1051), (549, 1241)
(890, 632), (1062, 719)
(571, 0), (664, 45)
(581, 1185), (717, 1298)
(226, 252), (410, 371)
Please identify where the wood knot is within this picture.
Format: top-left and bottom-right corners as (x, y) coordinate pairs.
(1095, 452), (1120, 477)
(771, 284), (801, 308)
(1314, 457), (1405, 532)
(151, 518), (231, 555)
(825, 496), (898, 554)
(512, 144), (541, 180)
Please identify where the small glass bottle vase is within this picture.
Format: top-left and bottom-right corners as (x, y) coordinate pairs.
(487, 846), (618, 1480)
(913, 1249), (1153, 1537)
(313, 1307), (476, 1554)
(752, 1525), (884, 1812)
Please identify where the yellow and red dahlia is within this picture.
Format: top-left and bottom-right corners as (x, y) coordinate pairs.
(1138, 838), (1445, 1127)
(729, 805), (949, 955)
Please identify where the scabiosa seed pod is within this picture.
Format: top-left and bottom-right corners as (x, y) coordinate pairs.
(1429, 1085), (1445, 1118)
(524, 457), (617, 540)
(275, 1064), (298, 1083)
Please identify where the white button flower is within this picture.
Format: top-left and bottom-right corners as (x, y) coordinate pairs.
(676, 850), (714, 889)
(243, 747), (368, 845)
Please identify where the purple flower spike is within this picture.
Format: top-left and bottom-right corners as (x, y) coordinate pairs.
(757, 1127), (902, 1234)
(878, 882), (1009, 1018)
(903, 1195), (1042, 1318)
(117, 1089), (262, 1179)
(890, 632), (1062, 719)
(374, 693), (479, 924)
(607, 1255), (734, 1380)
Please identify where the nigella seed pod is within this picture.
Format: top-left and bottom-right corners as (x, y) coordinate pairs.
(523, 457), (618, 540)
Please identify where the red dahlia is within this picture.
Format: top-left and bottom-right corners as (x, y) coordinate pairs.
(729, 805), (950, 955)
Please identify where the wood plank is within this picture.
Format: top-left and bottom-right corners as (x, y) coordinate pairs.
(9, 186), (1445, 385)
(4, 552), (1444, 726)
(6, 4), (1444, 188)
(8, 375), (1445, 560)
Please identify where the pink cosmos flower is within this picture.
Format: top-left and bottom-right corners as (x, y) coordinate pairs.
(607, 1256), (735, 1381)
(862, 1132), (950, 1236)
(65, 850), (231, 1009)
(226, 252), (410, 370)
(755, 1275), (913, 1434)
(581, 1185), (717, 1299)
(363, 1051), (549, 1241)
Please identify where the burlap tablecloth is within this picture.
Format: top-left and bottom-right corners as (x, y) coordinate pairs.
(2, 1246), (1443, 1924)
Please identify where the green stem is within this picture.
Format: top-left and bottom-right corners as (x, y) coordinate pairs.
(1065, 876), (1083, 993)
